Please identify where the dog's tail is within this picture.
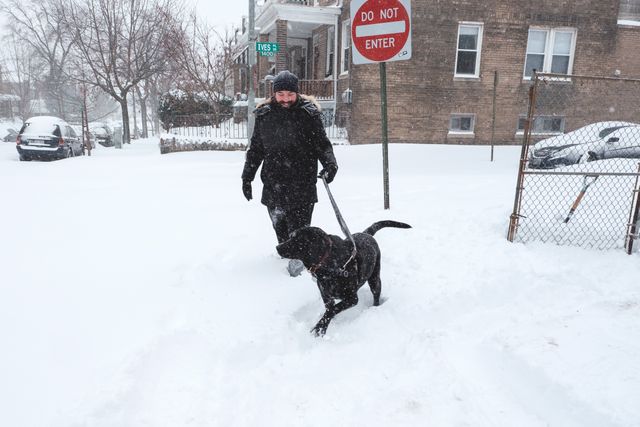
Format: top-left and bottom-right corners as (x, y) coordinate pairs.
(363, 221), (412, 236)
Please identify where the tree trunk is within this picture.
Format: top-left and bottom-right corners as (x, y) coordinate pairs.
(120, 97), (131, 146)
(136, 85), (149, 138)
(151, 83), (160, 135)
(140, 98), (148, 138)
(132, 90), (139, 139)
(57, 93), (65, 121)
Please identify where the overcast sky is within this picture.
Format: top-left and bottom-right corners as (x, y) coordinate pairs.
(191, 0), (247, 32)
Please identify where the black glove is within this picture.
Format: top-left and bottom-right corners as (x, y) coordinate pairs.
(242, 180), (252, 201)
(318, 164), (338, 184)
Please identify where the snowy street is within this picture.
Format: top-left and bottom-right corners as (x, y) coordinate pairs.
(1, 140), (638, 426)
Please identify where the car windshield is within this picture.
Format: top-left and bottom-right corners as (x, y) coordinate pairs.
(20, 120), (61, 136)
(599, 126), (630, 138)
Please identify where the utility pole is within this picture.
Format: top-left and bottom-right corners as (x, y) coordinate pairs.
(247, 0), (256, 143)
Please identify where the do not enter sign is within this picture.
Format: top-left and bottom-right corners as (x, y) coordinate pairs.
(351, 0), (412, 64)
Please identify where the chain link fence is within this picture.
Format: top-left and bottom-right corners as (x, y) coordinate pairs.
(508, 72), (640, 252)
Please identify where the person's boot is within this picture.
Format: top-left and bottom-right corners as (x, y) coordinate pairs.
(287, 259), (305, 277)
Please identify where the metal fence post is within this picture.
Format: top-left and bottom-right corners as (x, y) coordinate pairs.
(507, 75), (539, 242)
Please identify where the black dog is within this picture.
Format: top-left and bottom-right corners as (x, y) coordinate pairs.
(276, 220), (411, 336)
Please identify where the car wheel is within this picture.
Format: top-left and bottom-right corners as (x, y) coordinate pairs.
(19, 154), (30, 161)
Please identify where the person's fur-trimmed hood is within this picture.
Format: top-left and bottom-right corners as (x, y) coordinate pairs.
(256, 94), (321, 111)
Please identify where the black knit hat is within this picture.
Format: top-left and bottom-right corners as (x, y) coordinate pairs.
(272, 70), (299, 93)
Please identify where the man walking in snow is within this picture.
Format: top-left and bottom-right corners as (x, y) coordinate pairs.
(241, 70), (338, 276)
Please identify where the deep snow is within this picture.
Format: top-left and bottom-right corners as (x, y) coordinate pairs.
(0, 139), (638, 427)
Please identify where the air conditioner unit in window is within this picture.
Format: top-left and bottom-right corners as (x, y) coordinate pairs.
(341, 88), (352, 104)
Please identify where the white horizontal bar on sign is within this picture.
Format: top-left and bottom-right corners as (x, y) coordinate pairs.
(355, 21), (406, 38)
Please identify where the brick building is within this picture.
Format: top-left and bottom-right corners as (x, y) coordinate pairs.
(234, 0), (640, 144)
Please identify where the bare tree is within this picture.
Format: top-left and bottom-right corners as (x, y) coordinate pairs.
(173, 13), (240, 121)
(65, 0), (180, 145)
(0, 0), (78, 120)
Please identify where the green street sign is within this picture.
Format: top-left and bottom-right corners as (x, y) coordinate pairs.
(256, 42), (280, 57)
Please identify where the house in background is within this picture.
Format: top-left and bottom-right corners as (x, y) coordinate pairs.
(0, 94), (20, 118)
(234, 0), (350, 126)
(235, 0), (640, 145)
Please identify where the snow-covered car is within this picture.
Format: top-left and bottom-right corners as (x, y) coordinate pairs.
(16, 116), (84, 161)
(528, 121), (640, 169)
(89, 122), (114, 147)
(71, 125), (96, 149)
(3, 128), (18, 142)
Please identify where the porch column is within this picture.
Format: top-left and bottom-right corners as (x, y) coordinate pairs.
(276, 19), (288, 73)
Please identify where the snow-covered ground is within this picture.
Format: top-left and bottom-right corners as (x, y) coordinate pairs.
(1, 139), (638, 427)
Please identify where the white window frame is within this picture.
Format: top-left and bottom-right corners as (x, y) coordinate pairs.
(448, 114), (476, 135)
(618, 0), (640, 22)
(326, 26), (335, 77)
(523, 27), (577, 79)
(340, 20), (351, 75)
(454, 22), (483, 78)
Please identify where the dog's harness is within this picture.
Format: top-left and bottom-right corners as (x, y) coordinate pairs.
(307, 236), (357, 278)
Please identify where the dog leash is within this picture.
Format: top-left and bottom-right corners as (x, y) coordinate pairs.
(321, 175), (357, 270)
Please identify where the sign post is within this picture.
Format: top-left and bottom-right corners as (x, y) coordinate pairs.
(380, 62), (389, 209)
(248, 0), (256, 142)
(351, 0), (411, 209)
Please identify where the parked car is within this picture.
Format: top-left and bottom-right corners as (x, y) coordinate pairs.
(3, 128), (18, 142)
(16, 116), (84, 161)
(528, 121), (640, 169)
(71, 124), (96, 149)
(89, 122), (114, 147)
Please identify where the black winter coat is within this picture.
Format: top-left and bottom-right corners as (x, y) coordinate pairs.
(241, 95), (338, 206)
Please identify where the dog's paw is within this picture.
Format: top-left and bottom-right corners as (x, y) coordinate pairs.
(310, 324), (327, 337)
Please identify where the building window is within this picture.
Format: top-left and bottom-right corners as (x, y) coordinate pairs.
(524, 28), (576, 78)
(326, 26), (335, 77)
(299, 47), (307, 79)
(619, 0), (640, 21)
(449, 114), (475, 133)
(517, 116), (565, 134)
(455, 23), (483, 77)
(340, 20), (351, 74)
(290, 49), (296, 72)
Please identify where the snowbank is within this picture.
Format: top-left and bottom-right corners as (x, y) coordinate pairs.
(0, 140), (638, 427)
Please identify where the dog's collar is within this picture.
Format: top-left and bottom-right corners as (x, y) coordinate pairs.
(308, 236), (333, 275)
(307, 237), (356, 278)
